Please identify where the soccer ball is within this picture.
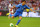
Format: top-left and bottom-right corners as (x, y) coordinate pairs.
(10, 23), (14, 27)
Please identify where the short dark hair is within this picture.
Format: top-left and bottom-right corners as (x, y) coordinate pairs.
(22, 0), (26, 2)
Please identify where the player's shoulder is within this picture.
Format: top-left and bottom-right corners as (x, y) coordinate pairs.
(25, 4), (28, 6)
(18, 3), (22, 6)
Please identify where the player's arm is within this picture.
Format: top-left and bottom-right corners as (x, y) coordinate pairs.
(10, 4), (21, 11)
(15, 4), (21, 7)
(26, 5), (35, 12)
(30, 8), (36, 13)
(12, 4), (21, 9)
(30, 8), (33, 12)
(10, 6), (15, 11)
(26, 5), (30, 9)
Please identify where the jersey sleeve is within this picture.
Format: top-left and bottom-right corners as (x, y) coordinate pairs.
(26, 5), (30, 9)
(15, 4), (22, 7)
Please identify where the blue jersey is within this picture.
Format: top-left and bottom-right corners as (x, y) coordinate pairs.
(15, 3), (30, 13)
(13, 4), (30, 17)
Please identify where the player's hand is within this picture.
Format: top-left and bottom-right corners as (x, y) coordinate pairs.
(13, 6), (15, 9)
(33, 11), (36, 13)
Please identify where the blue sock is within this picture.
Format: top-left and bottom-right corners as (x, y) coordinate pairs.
(16, 19), (21, 25)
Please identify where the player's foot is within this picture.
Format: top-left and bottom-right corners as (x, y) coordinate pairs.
(15, 25), (18, 27)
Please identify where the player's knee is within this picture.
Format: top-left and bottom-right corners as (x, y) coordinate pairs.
(19, 16), (22, 19)
(12, 16), (14, 19)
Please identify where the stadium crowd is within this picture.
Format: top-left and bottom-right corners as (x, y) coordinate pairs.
(0, 0), (40, 11)
(0, 0), (40, 16)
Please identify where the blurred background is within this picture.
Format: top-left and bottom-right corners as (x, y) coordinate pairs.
(0, 0), (40, 17)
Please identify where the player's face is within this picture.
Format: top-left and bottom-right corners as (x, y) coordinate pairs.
(22, 1), (26, 5)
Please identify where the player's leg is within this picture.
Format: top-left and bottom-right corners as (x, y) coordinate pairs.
(8, 16), (10, 19)
(12, 12), (19, 19)
(26, 9), (29, 17)
(16, 16), (22, 25)
(15, 16), (22, 27)
(16, 13), (22, 25)
(27, 12), (29, 17)
(8, 14), (12, 19)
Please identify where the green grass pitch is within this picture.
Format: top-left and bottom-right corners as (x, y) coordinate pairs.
(0, 16), (40, 27)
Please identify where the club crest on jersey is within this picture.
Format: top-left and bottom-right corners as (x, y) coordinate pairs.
(22, 8), (23, 10)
